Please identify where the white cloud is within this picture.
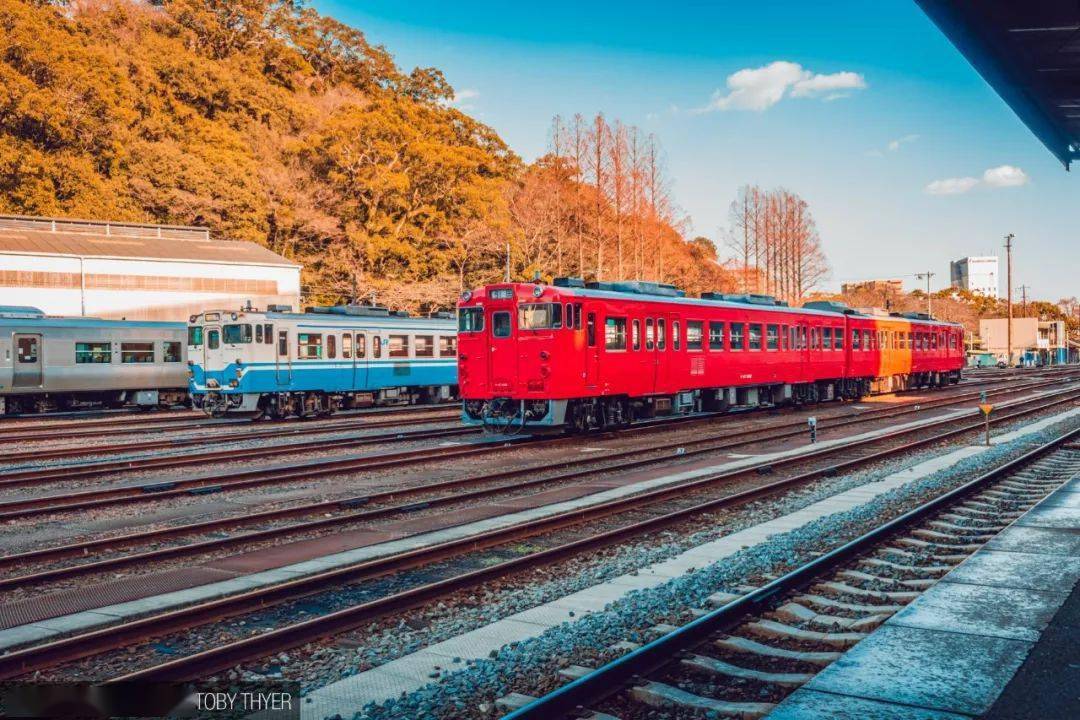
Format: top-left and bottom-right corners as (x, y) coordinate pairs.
(698, 61), (866, 113)
(982, 164), (1029, 187)
(925, 177), (979, 195)
(449, 88), (479, 110)
(887, 134), (920, 152)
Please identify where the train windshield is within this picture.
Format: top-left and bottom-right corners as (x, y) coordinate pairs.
(223, 324), (253, 344)
(518, 303), (562, 330)
(458, 307), (484, 333)
(188, 326), (204, 346)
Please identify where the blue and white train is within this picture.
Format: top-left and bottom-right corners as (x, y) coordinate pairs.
(187, 304), (458, 418)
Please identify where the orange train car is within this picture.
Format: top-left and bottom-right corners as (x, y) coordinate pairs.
(457, 279), (964, 432)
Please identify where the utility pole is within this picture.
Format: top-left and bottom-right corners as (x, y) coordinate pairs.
(1017, 284), (1030, 317)
(916, 271), (935, 317)
(1005, 234), (1014, 367)
(504, 241), (511, 282)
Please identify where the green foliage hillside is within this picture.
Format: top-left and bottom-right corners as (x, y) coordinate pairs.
(0, 0), (731, 310)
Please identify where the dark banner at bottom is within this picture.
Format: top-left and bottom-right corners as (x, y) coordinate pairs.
(0, 682), (300, 719)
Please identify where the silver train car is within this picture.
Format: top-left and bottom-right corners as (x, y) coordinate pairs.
(0, 306), (188, 415)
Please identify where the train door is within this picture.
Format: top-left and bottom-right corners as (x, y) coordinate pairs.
(354, 332), (369, 389)
(12, 334), (42, 387)
(275, 329), (291, 384)
(584, 311), (599, 389)
(202, 323), (225, 374)
(487, 308), (517, 393)
(654, 315), (670, 391)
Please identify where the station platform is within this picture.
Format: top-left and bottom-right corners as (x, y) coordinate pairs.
(768, 464), (1080, 719)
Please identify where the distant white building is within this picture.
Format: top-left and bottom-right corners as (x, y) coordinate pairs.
(0, 215), (301, 321)
(950, 256), (999, 298)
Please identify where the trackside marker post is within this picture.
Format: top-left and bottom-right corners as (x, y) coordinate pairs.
(807, 416), (818, 444)
(979, 403), (994, 446)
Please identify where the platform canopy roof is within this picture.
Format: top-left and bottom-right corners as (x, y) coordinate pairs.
(917, 0), (1080, 170)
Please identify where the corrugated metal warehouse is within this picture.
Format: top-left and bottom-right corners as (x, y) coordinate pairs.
(0, 215), (301, 321)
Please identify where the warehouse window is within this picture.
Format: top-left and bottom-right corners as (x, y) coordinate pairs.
(766, 324), (779, 350)
(187, 326), (203, 347)
(834, 327), (844, 350)
(223, 324), (252, 344)
(327, 335), (337, 359)
(439, 336), (457, 357)
(748, 323), (762, 350)
(75, 342), (111, 364)
(605, 317), (627, 351)
(709, 322), (724, 350)
(389, 335), (409, 358)
(415, 335), (434, 358)
(163, 341), (182, 363)
(730, 323), (745, 350)
(672, 321), (681, 350)
(492, 312), (511, 339)
(208, 330), (220, 350)
(632, 320), (641, 350)
(121, 342), (154, 363)
(298, 333), (322, 359)
(645, 318), (655, 350)
(458, 308), (484, 333)
(342, 333), (352, 359)
(658, 319), (666, 350)
(687, 321), (703, 350)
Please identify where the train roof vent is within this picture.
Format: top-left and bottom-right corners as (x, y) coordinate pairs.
(306, 304), (392, 317)
(703, 293), (787, 306)
(553, 277), (586, 288)
(802, 300), (858, 314)
(0, 305), (45, 318)
(267, 304), (292, 312)
(585, 280), (686, 297)
(901, 312), (933, 321)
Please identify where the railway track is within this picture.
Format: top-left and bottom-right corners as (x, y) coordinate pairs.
(0, 386), (1073, 682)
(500, 427), (1080, 720)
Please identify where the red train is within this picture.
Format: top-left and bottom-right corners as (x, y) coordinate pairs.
(457, 279), (965, 431)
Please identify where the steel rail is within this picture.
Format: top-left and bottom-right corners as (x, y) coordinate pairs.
(501, 423), (1080, 720)
(0, 380), (1061, 585)
(0, 389), (1071, 681)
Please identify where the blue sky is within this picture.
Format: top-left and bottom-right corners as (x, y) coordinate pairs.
(313, 1), (1076, 301)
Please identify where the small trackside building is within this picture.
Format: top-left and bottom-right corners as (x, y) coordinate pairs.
(0, 215), (301, 322)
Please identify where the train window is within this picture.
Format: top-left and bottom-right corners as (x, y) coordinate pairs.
(574, 304), (583, 330)
(415, 335), (434, 358)
(565, 303), (573, 328)
(277, 331), (288, 357)
(264, 324), (273, 344)
(518, 303), (562, 330)
(327, 335), (337, 359)
(121, 342), (154, 363)
(834, 327), (844, 350)
(208, 330), (220, 350)
(863, 330), (871, 350)
(298, 333), (323, 359)
(256, 324), (263, 343)
(657, 319), (666, 350)
(687, 321), (703, 351)
(709, 322), (724, 350)
(586, 313), (597, 347)
(458, 308), (484, 333)
(75, 342), (111, 364)
(632, 320), (641, 351)
(373, 335), (382, 358)
(907, 332), (913, 349)
(223, 324), (252, 344)
(357, 334), (367, 358)
(645, 318), (655, 350)
(822, 327), (833, 350)
(342, 334), (352, 359)
(852, 329), (861, 350)
(730, 323), (745, 350)
(187, 326), (204, 347)
(493, 312), (512, 339)
(439, 336), (457, 357)
(748, 324), (762, 350)
(605, 317), (627, 351)
(766, 324), (779, 350)
(389, 335), (410, 357)
(779, 325), (787, 351)
(163, 341), (182, 363)
(672, 321), (681, 351)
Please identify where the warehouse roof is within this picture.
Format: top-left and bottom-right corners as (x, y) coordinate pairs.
(917, 1), (1080, 170)
(0, 215), (300, 267)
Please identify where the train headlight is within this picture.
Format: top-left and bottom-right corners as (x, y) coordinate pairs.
(532, 285), (543, 297)
(460, 291), (472, 302)
(207, 379), (220, 389)
(229, 379), (239, 388)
